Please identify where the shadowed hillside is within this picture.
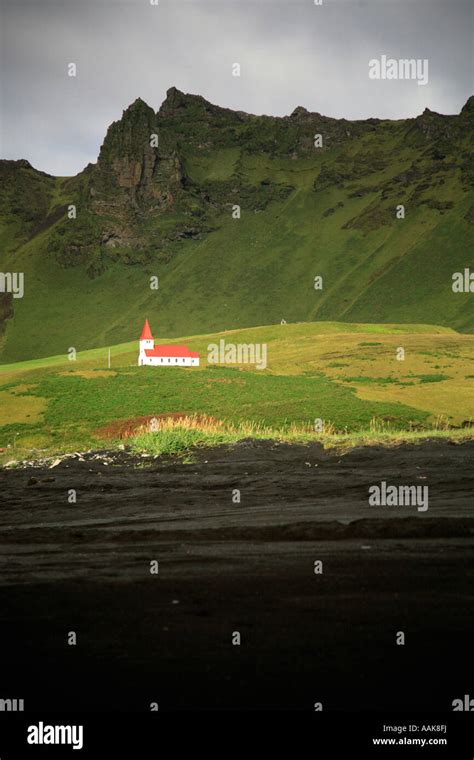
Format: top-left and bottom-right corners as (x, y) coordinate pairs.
(1, 90), (473, 361)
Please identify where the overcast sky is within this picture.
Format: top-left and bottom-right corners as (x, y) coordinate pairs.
(1, 0), (472, 176)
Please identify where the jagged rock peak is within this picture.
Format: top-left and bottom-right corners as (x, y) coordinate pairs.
(0, 158), (33, 169)
(158, 86), (235, 119)
(166, 86), (186, 101)
(92, 99), (158, 173)
(0, 158), (53, 178)
(461, 95), (474, 114)
(120, 97), (155, 118)
(290, 106), (309, 118)
(160, 86), (202, 111)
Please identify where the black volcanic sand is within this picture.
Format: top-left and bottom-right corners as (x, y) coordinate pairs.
(0, 439), (473, 711)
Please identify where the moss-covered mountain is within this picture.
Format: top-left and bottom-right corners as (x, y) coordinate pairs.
(0, 88), (473, 361)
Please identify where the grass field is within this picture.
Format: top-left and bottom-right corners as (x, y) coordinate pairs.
(0, 321), (472, 463)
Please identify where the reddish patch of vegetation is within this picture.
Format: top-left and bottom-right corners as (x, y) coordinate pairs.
(95, 413), (218, 440)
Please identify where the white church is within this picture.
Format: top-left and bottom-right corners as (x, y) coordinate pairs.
(138, 319), (200, 367)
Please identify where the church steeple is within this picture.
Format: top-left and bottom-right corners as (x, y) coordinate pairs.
(139, 319), (154, 363)
(140, 319), (153, 341)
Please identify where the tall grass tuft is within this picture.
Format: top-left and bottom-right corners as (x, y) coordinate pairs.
(128, 414), (474, 458)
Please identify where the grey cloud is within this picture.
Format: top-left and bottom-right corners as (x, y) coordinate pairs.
(0, 0), (472, 175)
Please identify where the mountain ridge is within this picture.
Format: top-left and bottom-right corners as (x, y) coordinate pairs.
(0, 87), (473, 361)
(6, 86), (473, 177)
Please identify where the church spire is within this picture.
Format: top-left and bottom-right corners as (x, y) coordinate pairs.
(140, 319), (153, 340)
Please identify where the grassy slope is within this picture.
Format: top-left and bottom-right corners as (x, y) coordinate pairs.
(1, 121), (473, 363)
(0, 321), (472, 460)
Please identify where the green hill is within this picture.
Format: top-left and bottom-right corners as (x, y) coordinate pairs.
(1, 89), (473, 362)
(1, 321), (473, 460)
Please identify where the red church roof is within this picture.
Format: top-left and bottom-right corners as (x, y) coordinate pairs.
(140, 319), (199, 359)
(140, 319), (154, 340)
(144, 345), (199, 358)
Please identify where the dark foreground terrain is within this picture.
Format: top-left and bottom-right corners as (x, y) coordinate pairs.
(0, 439), (473, 712)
